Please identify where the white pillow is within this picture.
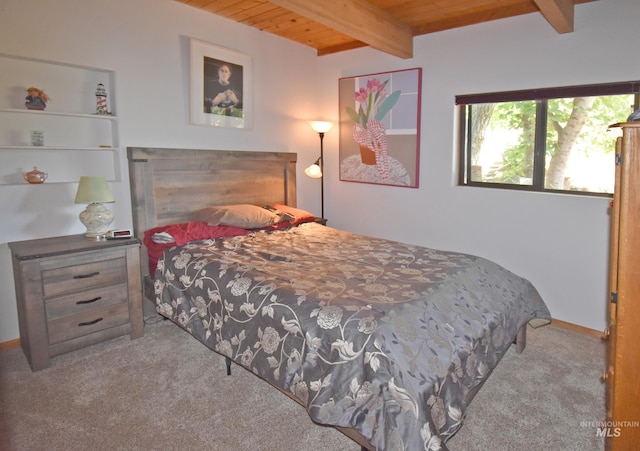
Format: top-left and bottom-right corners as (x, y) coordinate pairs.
(193, 204), (279, 229)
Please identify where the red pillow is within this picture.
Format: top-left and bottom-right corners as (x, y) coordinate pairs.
(270, 204), (316, 225)
(143, 222), (250, 274)
(163, 221), (249, 246)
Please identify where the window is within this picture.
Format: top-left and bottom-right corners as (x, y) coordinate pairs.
(457, 82), (640, 196)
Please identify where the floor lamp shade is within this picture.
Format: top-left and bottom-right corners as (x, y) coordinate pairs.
(308, 121), (333, 134)
(304, 160), (322, 178)
(74, 176), (115, 239)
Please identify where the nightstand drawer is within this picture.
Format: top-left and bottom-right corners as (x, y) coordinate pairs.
(42, 256), (127, 298)
(45, 283), (128, 320)
(10, 234), (143, 371)
(47, 300), (130, 345)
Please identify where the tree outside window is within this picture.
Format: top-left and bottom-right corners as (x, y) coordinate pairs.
(458, 82), (639, 196)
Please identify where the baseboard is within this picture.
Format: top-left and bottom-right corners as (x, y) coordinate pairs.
(0, 338), (20, 351)
(551, 318), (603, 338)
(0, 318), (603, 351)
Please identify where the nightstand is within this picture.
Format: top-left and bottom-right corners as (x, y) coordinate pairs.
(9, 234), (143, 371)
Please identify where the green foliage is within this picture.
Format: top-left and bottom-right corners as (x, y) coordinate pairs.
(346, 105), (363, 126)
(484, 101), (535, 183)
(375, 90), (401, 121)
(479, 94), (634, 186)
(556, 95), (633, 152)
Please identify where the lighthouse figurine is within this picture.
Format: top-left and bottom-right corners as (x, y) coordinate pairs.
(95, 83), (108, 115)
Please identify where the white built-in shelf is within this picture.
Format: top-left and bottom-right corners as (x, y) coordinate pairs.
(0, 55), (119, 185)
(0, 146), (115, 151)
(0, 108), (117, 120)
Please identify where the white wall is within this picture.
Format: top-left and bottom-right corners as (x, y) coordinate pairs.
(315, 0), (638, 332)
(0, 0), (322, 342)
(0, 0), (635, 341)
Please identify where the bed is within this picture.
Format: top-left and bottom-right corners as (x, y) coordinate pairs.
(127, 146), (551, 451)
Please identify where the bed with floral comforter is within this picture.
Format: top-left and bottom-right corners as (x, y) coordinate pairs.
(154, 222), (551, 450)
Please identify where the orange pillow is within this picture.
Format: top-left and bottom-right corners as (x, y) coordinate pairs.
(271, 204), (316, 225)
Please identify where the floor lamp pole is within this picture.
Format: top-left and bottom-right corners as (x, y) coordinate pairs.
(319, 131), (325, 219)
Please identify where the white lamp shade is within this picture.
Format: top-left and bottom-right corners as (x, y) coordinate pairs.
(75, 176), (115, 239)
(305, 163), (322, 178)
(75, 176), (115, 204)
(309, 121), (333, 134)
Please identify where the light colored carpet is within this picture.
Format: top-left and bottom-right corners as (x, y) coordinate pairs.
(0, 320), (605, 450)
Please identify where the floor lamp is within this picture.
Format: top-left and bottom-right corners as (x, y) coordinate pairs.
(305, 121), (333, 220)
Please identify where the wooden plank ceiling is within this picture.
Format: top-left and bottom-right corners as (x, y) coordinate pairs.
(176, 0), (595, 59)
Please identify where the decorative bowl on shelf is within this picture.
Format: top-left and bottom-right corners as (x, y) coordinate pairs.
(24, 167), (48, 184)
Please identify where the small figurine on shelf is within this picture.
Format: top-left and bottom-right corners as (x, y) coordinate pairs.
(25, 87), (50, 110)
(95, 83), (110, 115)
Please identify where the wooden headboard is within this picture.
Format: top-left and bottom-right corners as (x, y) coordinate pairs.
(127, 146), (373, 449)
(126, 147), (297, 310)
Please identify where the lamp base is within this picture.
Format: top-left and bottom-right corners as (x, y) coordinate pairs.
(79, 202), (114, 240)
(84, 234), (107, 241)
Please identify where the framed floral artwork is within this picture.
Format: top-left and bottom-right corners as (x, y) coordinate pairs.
(190, 38), (253, 128)
(339, 68), (422, 187)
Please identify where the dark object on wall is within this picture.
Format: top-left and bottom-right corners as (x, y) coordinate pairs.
(627, 109), (640, 122)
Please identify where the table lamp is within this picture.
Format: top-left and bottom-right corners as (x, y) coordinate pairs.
(74, 176), (115, 240)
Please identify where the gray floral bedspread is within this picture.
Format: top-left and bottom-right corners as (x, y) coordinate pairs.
(154, 223), (551, 450)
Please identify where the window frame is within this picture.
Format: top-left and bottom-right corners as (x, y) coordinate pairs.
(457, 81), (640, 197)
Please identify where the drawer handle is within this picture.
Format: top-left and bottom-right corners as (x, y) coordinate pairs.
(78, 318), (103, 327)
(76, 296), (102, 305)
(74, 271), (100, 279)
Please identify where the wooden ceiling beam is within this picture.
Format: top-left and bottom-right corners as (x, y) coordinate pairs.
(267, 0), (414, 59)
(317, 41), (369, 57)
(533, 0), (574, 33)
